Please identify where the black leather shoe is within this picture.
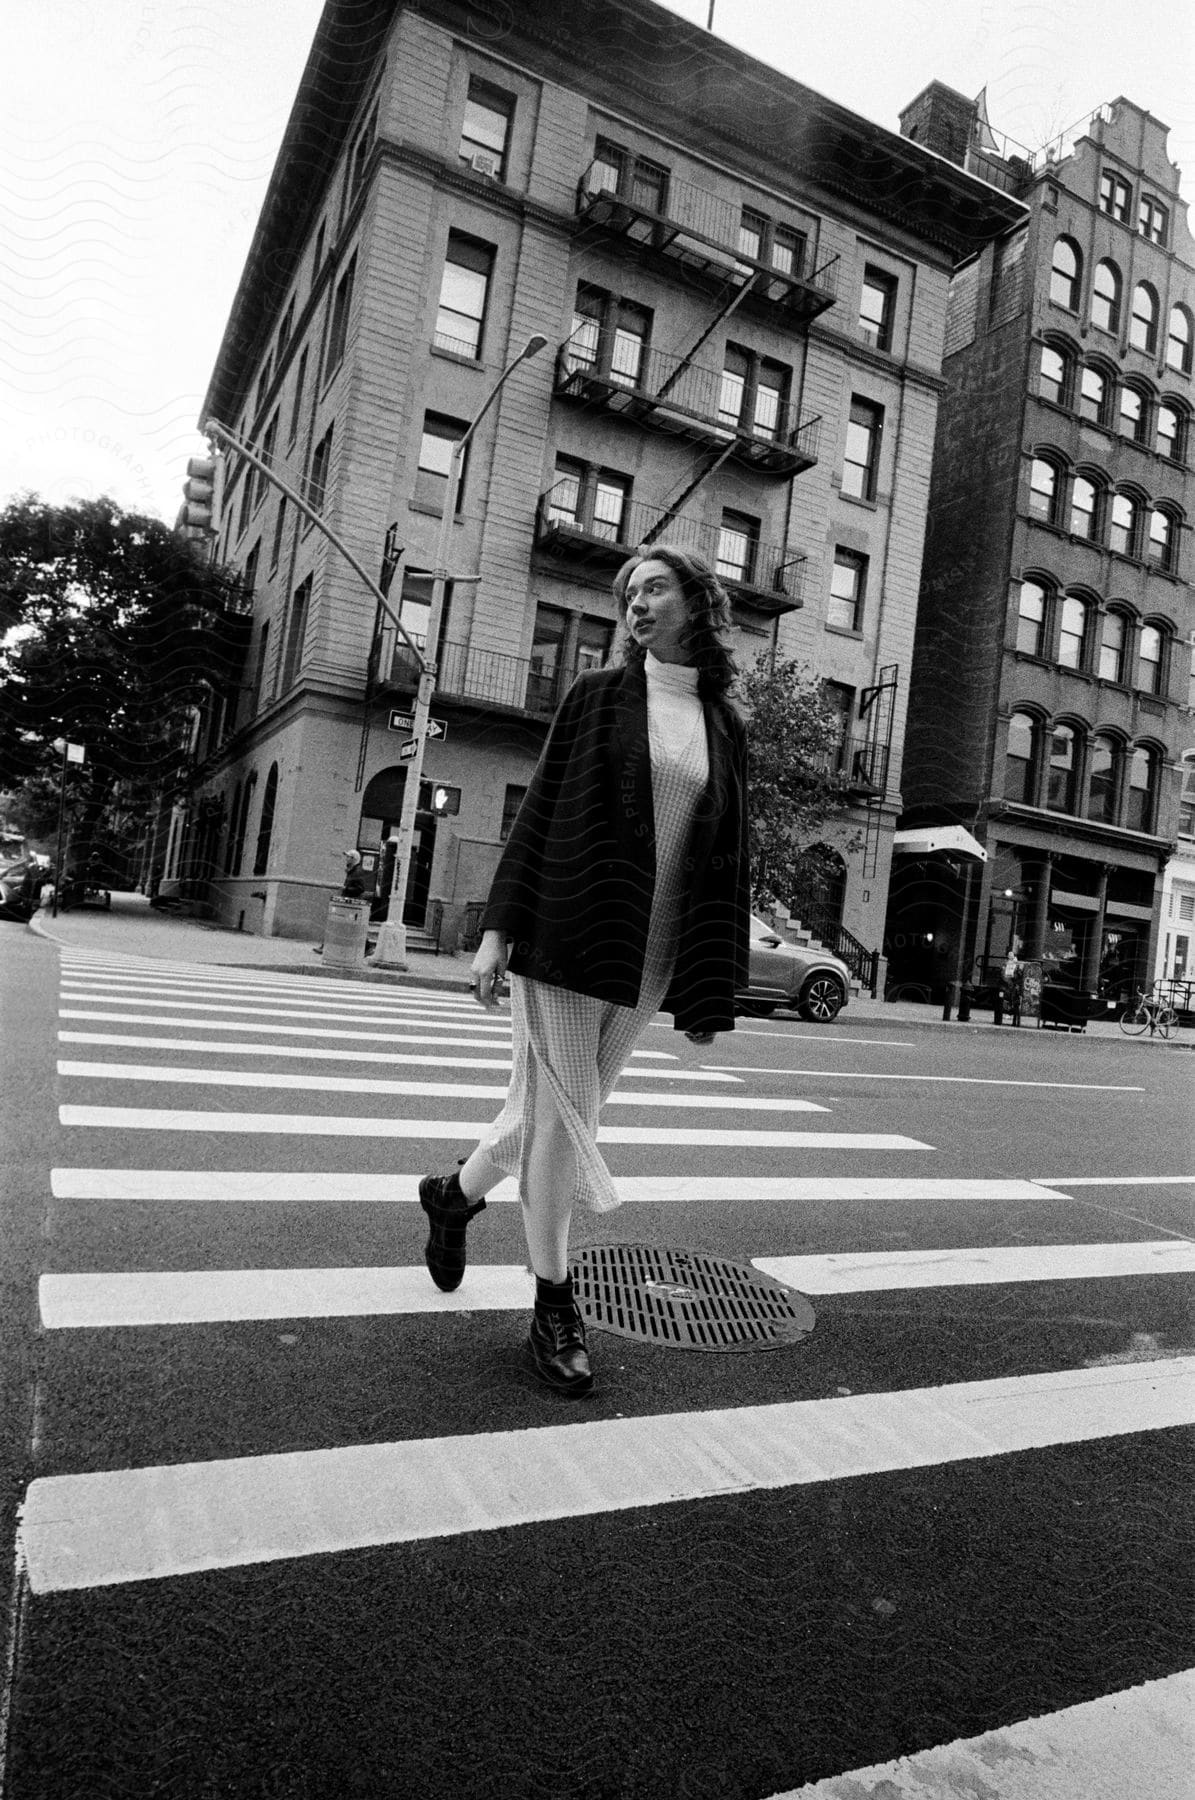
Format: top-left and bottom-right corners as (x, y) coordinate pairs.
(527, 1307), (595, 1397)
(418, 1171), (485, 1292)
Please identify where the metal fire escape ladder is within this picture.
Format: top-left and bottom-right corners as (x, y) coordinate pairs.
(650, 269), (757, 405)
(858, 662), (898, 880)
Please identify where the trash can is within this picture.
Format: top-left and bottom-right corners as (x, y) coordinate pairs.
(323, 896), (369, 968)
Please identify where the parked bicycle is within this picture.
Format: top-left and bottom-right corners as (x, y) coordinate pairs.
(1119, 985), (1180, 1038)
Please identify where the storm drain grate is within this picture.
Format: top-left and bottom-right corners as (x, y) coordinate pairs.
(570, 1243), (815, 1353)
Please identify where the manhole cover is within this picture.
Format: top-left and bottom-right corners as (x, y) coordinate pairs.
(570, 1243), (815, 1352)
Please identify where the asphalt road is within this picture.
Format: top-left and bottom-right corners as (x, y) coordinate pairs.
(1, 930), (1192, 1799)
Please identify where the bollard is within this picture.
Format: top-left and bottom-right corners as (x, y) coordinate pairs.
(958, 983), (972, 1022)
(994, 986), (1004, 1026)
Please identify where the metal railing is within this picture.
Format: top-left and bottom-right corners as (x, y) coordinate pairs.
(373, 633), (532, 711)
(826, 735), (890, 793)
(535, 485), (806, 602)
(795, 901), (880, 995)
(554, 342), (821, 469)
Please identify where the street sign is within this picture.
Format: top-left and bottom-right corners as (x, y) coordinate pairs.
(388, 710), (447, 739)
(397, 738), (419, 761)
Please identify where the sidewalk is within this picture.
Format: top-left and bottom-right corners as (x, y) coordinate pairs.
(25, 891), (1182, 1044)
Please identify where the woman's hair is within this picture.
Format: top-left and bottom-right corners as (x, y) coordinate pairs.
(612, 543), (738, 701)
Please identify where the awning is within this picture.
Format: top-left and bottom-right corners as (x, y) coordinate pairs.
(892, 826), (988, 862)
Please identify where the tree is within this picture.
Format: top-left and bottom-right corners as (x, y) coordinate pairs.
(0, 495), (245, 869)
(740, 653), (862, 910)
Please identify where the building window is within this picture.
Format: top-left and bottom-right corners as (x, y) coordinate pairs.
(1146, 509), (1175, 572)
(289, 347), (308, 443)
(1029, 456), (1060, 523)
(311, 221), (326, 284)
(828, 549), (867, 631)
(1109, 493), (1139, 558)
(269, 497), (287, 571)
(1099, 609), (1127, 682)
(242, 540), (261, 596)
(1180, 751), (1195, 833)
(325, 254), (356, 376)
(528, 605), (567, 707)
(548, 458), (632, 543)
(771, 225), (806, 278)
(459, 78), (513, 178)
(1138, 196), (1168, 245)
(859, 267), (897, 351)
(1118, 383), (1147, 443)
(590, 138), (669, 213)
(499, 785), (526, 840)
(435, 233), (493, 358)
(1078, 365), (1110, 426)
(610, 301), (651, 388)
(1125, 747), (1157, 831)
(349, 101), (378, 196)
(719, 346), (788, 439)
(1016, 578), (1047, 655)
(842, 396), (882, 500)
(253, 764), (279, 877)
(1167, 306), (1193, 375)
(738, 208), (766, 264)
(1091, 259), (1121, 333)
(1087, 734), (1119, 822)
(592, 471), (630, 540)
(253, 413), (278, 511)
(277, 299), (294, 356)
(1050, 237), (1081, 311)
(1130, 283), (1158, 354)
(1046, 723), (1078, 812)
(567, 286), (603, 371)
(753, 360), (788, 438)
(1156, 403), (1183, 462)
(1004, 711), (1038, 803)
(249, 622), (270, 716)
(281, 575), (310, 689)
(307, 424), (333, 512)
(415, 413), (468, 514)
(716, 509), (760, 584)
(575, 614), (614, 674)
(1039, 342), (1069, 405)
(230, 772), (256, 875)
(1069, 474), (1098, 539)
(1136, 623), (1164, 693)
(396, 569), (453, 655)
(1099, 171), (1132, 221)
(1058, 594), (1089, 669)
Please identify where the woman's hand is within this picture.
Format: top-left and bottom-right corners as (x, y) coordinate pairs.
(471, 930), (510, 1010)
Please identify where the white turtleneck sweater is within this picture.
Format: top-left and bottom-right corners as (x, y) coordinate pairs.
(645, 650), (708, 780)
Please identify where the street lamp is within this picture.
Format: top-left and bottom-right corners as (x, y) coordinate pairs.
(373, 331), (548, 967)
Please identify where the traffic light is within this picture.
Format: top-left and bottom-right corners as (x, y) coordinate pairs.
(177, 454), (221, 541)
(417, 781), (460, 815)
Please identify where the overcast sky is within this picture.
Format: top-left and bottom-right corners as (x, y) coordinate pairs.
(2, 0), (1192, 525)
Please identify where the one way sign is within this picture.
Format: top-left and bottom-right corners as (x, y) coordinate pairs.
(388, 711), (448, 739)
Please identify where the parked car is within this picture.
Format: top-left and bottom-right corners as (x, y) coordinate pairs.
(736, 912), (851, 1022)
(0, 854), (53, 921)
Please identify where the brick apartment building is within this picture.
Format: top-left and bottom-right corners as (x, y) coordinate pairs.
(888, 88), (1195, 1004)
(181, 0), (1021, 953)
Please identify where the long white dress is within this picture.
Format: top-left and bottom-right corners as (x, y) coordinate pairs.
(479, 653), (710, 1213)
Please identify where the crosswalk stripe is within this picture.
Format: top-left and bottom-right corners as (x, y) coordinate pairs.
(59, 989), (513, 1031)
(60, 969), (472, 1005)
(39, 1242), (1195, 1327)
(59, 1009), (514, 1049)
(55, 1033), (730, 1078)
(766, 1670), (1195, 1800)
(756, 1241), (1195, 1291)
(710, 1063), (1145, 1093)
(20, 1357), (1194, 1592)
(54, 1061), (822, 1111)
(58, 1106), (924, 1147)
(51, 1172), (1051, 1203)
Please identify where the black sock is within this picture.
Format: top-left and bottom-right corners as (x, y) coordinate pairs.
(535, 1274), (573, 1312)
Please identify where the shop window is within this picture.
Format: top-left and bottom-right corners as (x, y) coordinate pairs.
(459, 78), (513, 178)
(1015, 578), (1047, 655)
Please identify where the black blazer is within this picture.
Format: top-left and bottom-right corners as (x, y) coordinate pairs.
(482, 661), (750, 1033)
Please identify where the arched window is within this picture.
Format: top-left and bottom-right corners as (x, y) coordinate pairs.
(1004, 711), (1038, 803)
(1029, 456), (1061, 523)
(1046, 723), (1078, 813)
(1091, 260), (1121, 332)
(1087, 734), (1120, 823)
(230, 773), (256, 877)
(1058, 594), (1089, 669)
(1099, 608), (1129, 682)
(1136, 623), (1164, 693)
(1117, 382), (1148, 443)
(1078, 365), (1110, 425)
(1069, 474), (1098, 539)
(1016, 578), (1047, 656)
(1167, 305), (1193, 375)
(1146, 509), (1176, 572)
(1050, 237), (1081, 311)
(1039, 342), (1070, 405)
(1109, 493), (1139, 558)
(1156, 402), (1185, 463)
(1125, 747), (1157, 832)
(253, 763), (279, 877)
(1130, 283), (1158, 354)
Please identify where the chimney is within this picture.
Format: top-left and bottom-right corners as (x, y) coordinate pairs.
(898, 81), (977, 167)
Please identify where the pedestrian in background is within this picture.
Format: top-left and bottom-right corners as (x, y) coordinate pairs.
(418, 544), (750, 1396)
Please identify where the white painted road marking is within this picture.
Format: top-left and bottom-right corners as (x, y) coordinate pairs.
(755, 1241), (1195, 1292)
(58, 989), (513, 1031)
(766, 1670), (1195, 1800)
(708, 1064), (1145, 1093)
(54, 1061), (818, 1110)
(1033, 1175), (1195, 1186)
(56, 1033), (725, 1077)
(40, 1241), (1195, 1327)
(51, 1173), (1057, 1204)
(20, 1359), (1194, 1591)
(58, 1107), (913, 1147)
